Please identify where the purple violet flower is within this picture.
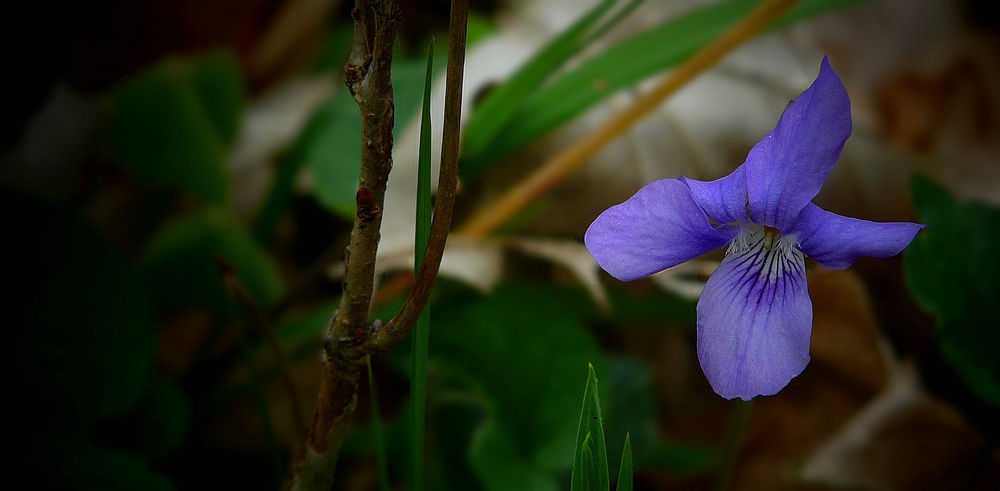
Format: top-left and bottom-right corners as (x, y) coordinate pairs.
(584, 58), (924, 400)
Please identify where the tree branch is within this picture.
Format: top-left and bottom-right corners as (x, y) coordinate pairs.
(289, 0), (469, 488)
(288, 1), (399, 489)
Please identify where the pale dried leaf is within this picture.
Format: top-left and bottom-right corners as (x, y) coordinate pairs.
(507, 237), (610, 311)
(648, 260), (718, 301)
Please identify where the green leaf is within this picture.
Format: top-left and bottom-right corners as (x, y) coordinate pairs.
(616, 433), (633, 491)
(109, 50), (244, 204)
(904, 175), (1000, 405)
(571, 364), (609, 491)
(431, 284), (606, 490)
(470, 422), (561, 491)
(7, 189), (155, 429)
(190, 48), (245, 146)
(303, 58), (432, 218)
(300, 89), (362, 217)
(463, 0), (864, 176)
(139, 209), (283, 316)
(410, 41), (436, 491)
(131, 376), (190, 461)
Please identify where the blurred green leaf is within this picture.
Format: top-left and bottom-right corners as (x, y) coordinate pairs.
(132, 376), (190, 461)
(109, 49), (243, 204)
(431, 399), (488, 491)
(190, 48), (244, 146)
(571, 364), (609, 491)
(463, 0), (864, 177)
(8, 189), (155, 429)
(470, 421), (561, 491)
(603, 356), (657, 478)
(616, 434), (633, 491)
(431, 284), (606, 490)
(298, 58), (431, 218)
(139, 209), (283, 316)
(904, 175), (1000, 405)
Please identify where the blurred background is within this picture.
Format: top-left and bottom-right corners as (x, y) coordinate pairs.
(6, 0), (999, 489)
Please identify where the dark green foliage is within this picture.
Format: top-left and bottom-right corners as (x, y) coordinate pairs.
(139, 209), (283, 316)
(905, 175), (1000, 405)
(109, 49), (244, 204)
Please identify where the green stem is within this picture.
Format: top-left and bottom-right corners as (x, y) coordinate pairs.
(367, 358), (391, 491)
(712, 399), (752, 491)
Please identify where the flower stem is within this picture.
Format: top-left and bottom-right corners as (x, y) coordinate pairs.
(712, 399), (753, 491)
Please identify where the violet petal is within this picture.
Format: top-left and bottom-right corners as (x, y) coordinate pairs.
(680, 165), (748, 225)
(697, 226), (812, 400)
(792, 202), (925, 270)
(585, 178), (730, 281)
(745, 57), (851, 230)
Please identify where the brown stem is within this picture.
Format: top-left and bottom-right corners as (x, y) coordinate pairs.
(215, 257), (308, 442)
(289, 1), (399, 489)
(370, 0), (468, 355)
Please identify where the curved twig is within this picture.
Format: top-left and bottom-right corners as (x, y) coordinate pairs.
(370, 0), (468, 355)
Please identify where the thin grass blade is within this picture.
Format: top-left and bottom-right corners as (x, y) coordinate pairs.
(571, 363), (609, 491)
(467, 0), (864, 171)
(409, 39), (435, 491)
(615, 433), (633, 491)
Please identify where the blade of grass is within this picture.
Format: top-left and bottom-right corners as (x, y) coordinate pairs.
(462, 0), (640, 165)
(409, 39), (435, 491)
(616, 433), (633, 491)
(465, 0), (864, 173)
(367, 358), (391, 491)
(571, 364), (609, 491)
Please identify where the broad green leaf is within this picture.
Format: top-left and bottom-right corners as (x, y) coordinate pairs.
(139, 209), (283, 316)
(109, 50), (244, 204)
(190, 48), (244, 146)
(904, 175), (1000, 404)
(431, 399), (488, 491)
(470, 421), (560, 491)
(616, 433), (633, 491)
(303, 58), (432, 218)
(463, 0), (865, 177)
(8, 189), (155, 429)
(431, 284), (606, 490)
(300, 89), (362, 217)
(571, 364), (609, 491)
(128, 376), (190, 461)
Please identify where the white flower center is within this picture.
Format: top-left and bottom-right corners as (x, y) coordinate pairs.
(726, 224), (803, 281)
